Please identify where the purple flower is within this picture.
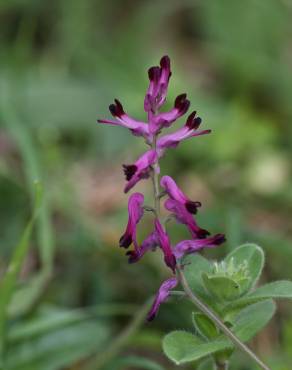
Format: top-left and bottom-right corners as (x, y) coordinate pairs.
(126, 231), (158, 263)
(123, 150), (158, 193)
(157, 111), (211, 156)
(173, 234), (226, 259)
(147, 277), (178, 321)
(144, 56), (172, 114)
(98, 99), (149, 138)
(164, 199), (209, 239)
(160, 175), (201, 214)
(119, 193), (144, 248)
(154, 219), (176, 273)
(149, 94), (190, 134)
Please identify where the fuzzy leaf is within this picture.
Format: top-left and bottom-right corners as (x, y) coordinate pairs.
(183, 254), (212, 300)
(232, 300), (276, 342)
(225, 243), (264, 292)
(192, 312), (219, 339)
(202, 274), (242, 301)
(162, 331), (229, 365)
(224, 280), (292, 311)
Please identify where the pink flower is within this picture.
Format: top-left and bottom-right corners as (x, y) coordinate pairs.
(147, 277), (178, 321)
(157, 111), (211, 156)
(123, 150), (158, 193)
(149, 94), (190, 134)
(119, 193), (144, 248)
(161, 175), (201, 214)
(98, 99), (149, 138)
(126, 231), (158, 263)
(173, 234), (226, 259)
(154, 219), (176, 273)
(164, 199), (209, 239)
(144, 56), (172, 114)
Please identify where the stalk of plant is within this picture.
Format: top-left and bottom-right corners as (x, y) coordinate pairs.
(97, 56), (274, 370)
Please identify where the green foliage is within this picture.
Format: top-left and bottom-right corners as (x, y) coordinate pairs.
(164, 244), (292, 367)
(163, 331), (228, 365)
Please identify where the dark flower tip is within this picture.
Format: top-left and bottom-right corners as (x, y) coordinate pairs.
(185, 200), (201, 214)
(126, 250), (139, 263)
(197, 228), (210, 239)
(148, 66), (161, 81)
(122, 164), (137, 181)
(160, 55), (170, 69)
(119, 234), (132, 248)
(109, 99), (124, 117)
(186, 111), (202, 130)
(165, 254), (177, 274)
(174, 94), (190, 113)
(214, 234), (226, 245)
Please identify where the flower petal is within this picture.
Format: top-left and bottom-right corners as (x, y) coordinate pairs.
(123, 150), (158, 193)
(147, 277), (178, 321)
(173, 234), (226, 259)
(154, 219), (176, 273)
(126, 231), (158, 263)
(119, 193), (144, 248)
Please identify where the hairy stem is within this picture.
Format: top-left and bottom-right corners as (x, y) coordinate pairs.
(177, 266), (271, 370)
(149, 134), (271, 370)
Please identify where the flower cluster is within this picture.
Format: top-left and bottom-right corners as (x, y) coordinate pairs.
(98, 56), (225, 321)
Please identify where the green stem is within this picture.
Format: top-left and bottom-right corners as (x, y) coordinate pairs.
(177, 266), (271, 370)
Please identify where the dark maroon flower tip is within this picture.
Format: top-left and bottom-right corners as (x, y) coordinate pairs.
(119, 234), (132, 248)
(126, 250), (139, 263)
(148, 66), (161, 81)
(109, 99), (124, 117)
(174, 94), (190, 114)
(185, 200), (201, 214)
(186, 111), (202, 130)
(197, 228), (211, 239)
(160, 55), (170, 69)
(123, 164), (137, 181)
(165, 254), (177, 274)
(214, 234), (226, 245)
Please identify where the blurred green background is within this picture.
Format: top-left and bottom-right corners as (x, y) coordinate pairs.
(1, 0), (292, 369)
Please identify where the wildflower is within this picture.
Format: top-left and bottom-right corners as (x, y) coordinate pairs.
(147, 277), (178, 321)
(149, 94), (190, 134)
(144, 55), (172, 114)
(157, 111), (211, 156)
(126, 231), (158, 263)
(119, 193), (144, 248)
(154, 219), (176, 273)
(123, 150), (158, 193)
(98, 99), (149, 138)
(173, 234), (226, 259)
(164, 199), (209, 239)
(160, 175), (201, 214)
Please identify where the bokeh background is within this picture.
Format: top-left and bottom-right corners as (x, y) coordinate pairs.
(1, 0), (292, 369)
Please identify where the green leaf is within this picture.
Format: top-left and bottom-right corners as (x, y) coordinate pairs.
(232, 300), (276, 342)
(202, 274), (242, 301)
(0, 182), (42, 363)
(225, 243), (264, 292)
(192, 312), (219, 340)
(162, 331), (229, 365)
(224, 280), (292, 311)
(183, 254), (212, 300)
